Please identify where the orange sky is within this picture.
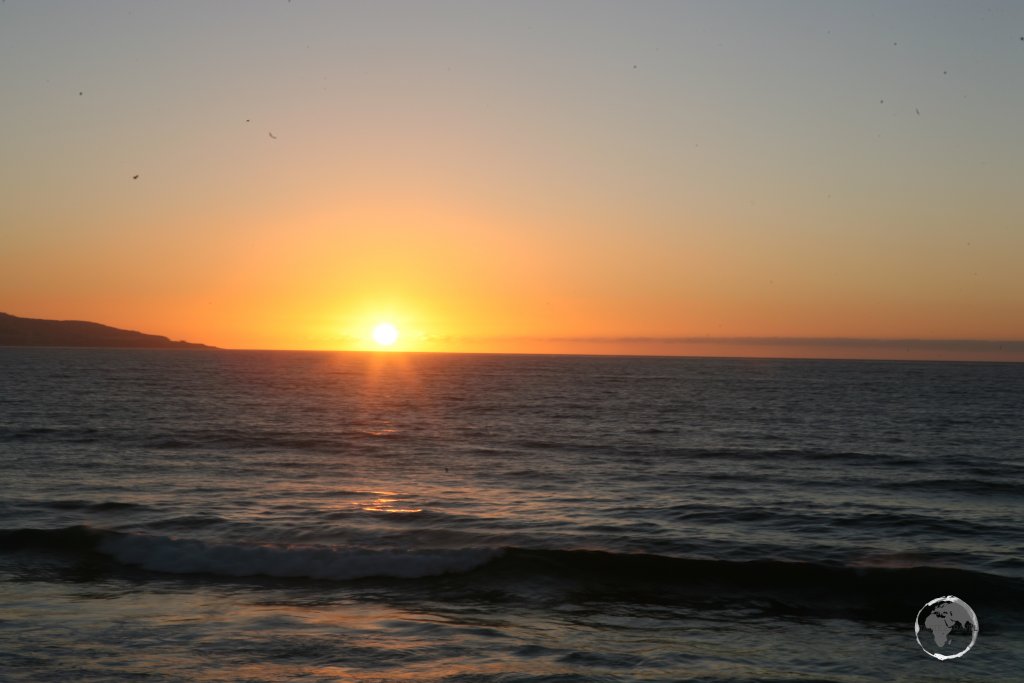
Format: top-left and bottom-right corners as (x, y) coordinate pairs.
(2, 3), (1022, 361)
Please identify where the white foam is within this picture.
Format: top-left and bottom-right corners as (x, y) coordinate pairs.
(97, 533), (498, 580)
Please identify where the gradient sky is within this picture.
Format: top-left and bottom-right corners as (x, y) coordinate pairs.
(2, 1), (1022, 360)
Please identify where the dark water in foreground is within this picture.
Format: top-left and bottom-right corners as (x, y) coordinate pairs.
(1, 349), (1022, 682)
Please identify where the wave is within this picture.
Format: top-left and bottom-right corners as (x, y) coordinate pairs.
(3, 526), (1021, 621)
(478, 550), (1024, 625)
(880, 477), (1024, 496)
(143, 427), (415, 453)
(40, 500), (146, 512)
(0, 426), (102, 444)
(0, 526), (497, 580)
(1, 424), (937, 468)
(668, 447), (929, 467)
(506, 443), (933, 468)
(0, 425), (414, 453)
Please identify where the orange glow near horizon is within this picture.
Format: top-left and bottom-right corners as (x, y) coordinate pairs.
(8, 185), (1022, 361)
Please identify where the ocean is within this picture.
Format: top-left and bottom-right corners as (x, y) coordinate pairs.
(1, 349), (1021, 682)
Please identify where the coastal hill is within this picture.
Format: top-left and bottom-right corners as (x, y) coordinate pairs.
(0, 313), (214, 349)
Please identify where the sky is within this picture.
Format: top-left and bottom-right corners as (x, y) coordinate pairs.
(2, 1), (1022, 360)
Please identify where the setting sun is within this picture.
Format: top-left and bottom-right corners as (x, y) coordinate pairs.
(372, 322), (399, 347)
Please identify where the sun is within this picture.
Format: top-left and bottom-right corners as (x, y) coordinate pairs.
(372, 322), (399, 347)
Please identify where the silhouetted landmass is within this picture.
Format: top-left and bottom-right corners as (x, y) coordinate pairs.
(0, 313), (214, 349)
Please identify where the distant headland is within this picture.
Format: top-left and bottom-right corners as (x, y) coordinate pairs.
(0, 313), (214, 349)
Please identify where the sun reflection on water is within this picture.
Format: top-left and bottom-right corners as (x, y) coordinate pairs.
(361, 498), (423, 514)
(357, 491), (423, 514)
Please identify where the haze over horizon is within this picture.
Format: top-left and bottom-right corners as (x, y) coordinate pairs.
(2, 1), (1022, 360)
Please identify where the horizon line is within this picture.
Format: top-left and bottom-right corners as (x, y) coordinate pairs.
(222, 335), (1024, 363)
(351, 335), (1024, 353)
(524, 336), (1024, 352)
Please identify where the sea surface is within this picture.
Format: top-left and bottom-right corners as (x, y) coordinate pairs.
(1, 349), (1022, 682)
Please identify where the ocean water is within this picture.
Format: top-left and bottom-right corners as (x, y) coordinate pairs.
(1, 349), (1022, 682)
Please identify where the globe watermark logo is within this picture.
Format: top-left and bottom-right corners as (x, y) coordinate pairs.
(914, 595), (979, 660)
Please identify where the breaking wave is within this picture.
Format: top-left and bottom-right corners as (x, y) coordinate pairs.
(3, 526), (1022, 621)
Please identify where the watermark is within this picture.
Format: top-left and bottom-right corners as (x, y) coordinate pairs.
(915, 595), (979, 660)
